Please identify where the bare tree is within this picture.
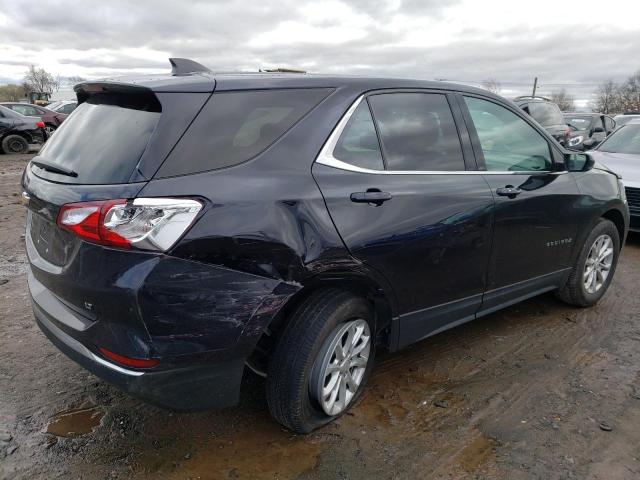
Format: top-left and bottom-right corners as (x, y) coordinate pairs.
(619, 71), (640, 113)
(550, 89), (575, 111)
(592, 80), (619, 114)
(22, 65), (59, 96)
(481, 78), (501, 95)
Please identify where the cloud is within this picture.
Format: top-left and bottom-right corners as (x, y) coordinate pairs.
(0, 0), (638, 106)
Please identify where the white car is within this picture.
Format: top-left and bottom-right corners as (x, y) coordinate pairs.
(590, 120), (640, 232)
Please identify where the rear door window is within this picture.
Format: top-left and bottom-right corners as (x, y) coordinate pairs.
(367, 93), (465, 171)
(157, 89), (332, 177)
(34, 92), (161, 184)
(333, 101), (384, 170)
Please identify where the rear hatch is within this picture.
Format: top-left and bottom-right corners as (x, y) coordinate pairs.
(23, 79), (213, 353)
(25, 80), (213, 260)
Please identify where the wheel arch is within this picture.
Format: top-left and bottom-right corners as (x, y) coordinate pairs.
(246, 270), (398, 376)
(271, 272), (396, 346)
(602, 207), (626, 246)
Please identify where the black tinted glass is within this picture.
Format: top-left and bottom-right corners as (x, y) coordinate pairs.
(333, 101), (383, 170)
(368, 93), (464, 171)
(158, 89), (332, 177)
(35, 93), (161, 184)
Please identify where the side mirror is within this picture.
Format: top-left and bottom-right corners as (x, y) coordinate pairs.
(565, 152), (595, 172)
(593, 126), (605, 133)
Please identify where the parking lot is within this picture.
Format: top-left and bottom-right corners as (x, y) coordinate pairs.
(1, 152), (640, 479)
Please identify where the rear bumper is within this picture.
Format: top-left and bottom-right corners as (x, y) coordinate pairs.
(32, 285), (245, 410)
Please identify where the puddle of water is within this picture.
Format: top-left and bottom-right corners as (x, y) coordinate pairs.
(46, 405), (104, 438)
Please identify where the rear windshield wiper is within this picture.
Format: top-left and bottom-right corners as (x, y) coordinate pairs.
(31, 159), (78, 178)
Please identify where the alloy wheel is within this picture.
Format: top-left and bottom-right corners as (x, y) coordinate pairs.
(310, 319), (371, 416)
(583, 234), (614, 294)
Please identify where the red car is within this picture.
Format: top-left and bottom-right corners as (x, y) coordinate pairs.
(0, 102), (68, 136)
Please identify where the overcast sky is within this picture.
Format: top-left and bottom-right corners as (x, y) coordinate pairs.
(1, 0), (639, 108)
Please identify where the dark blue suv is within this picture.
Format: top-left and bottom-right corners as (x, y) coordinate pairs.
(23, 59), (629, 433)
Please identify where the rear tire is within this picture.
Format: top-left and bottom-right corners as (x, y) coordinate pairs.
(1, 135), (29, 154)
(557, 219), (620, 307)
(266, 289), (375, 433)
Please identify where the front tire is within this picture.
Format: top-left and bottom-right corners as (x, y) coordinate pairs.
(557, 219), (620, 307)
(266, 289), (375, 433)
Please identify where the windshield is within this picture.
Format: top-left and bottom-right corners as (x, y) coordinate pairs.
(34, 92), (161, 184)
(598, 124), (640, 155)
(528, 102), (565, 126)
(564, 116), (592, 131)
(46, 101), (62, 111)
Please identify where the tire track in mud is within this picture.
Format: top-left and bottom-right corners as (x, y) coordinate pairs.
(311, 244), (640, 479)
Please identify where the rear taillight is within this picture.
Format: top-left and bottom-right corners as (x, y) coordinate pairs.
(98, 347), (160, 369)
(57, 198), (202, 251)
(35, 121), (45, 128)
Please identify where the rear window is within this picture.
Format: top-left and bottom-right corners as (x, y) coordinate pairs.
(157, 89), (332, 177)
(34, 92), (160, 184)
(528, 102), (564, 127)
(565, 116), (592, 131)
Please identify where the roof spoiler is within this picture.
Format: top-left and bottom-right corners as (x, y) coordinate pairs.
(169, 58), (211, 76)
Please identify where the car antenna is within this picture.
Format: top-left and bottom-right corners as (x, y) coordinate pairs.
(169, 58), (211, 76)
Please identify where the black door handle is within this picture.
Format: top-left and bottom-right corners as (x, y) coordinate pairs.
(350, 189), (392, 206)
(496, 186), (522, 198)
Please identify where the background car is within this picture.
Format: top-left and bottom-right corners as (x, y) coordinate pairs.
(0, 105), (47, 154)
(513, 96), (571, 146)
(589, 121), (640, 232)
(564, 112), (616, 150)
(613, 113), (640, 128)
(0, 102), (68, 135)
(45, 100), (77, 115)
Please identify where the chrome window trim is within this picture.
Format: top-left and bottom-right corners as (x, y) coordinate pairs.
(315, 94), (559, 176)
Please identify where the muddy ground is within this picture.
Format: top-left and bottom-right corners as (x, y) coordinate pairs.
(1, 152), (640, 480)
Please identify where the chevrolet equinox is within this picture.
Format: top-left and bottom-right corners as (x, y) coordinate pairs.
(23, 59), (629, 433)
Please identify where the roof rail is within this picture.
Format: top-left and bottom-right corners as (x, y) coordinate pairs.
(169, 58), (211, 76)
(514, 95), (551, 102)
